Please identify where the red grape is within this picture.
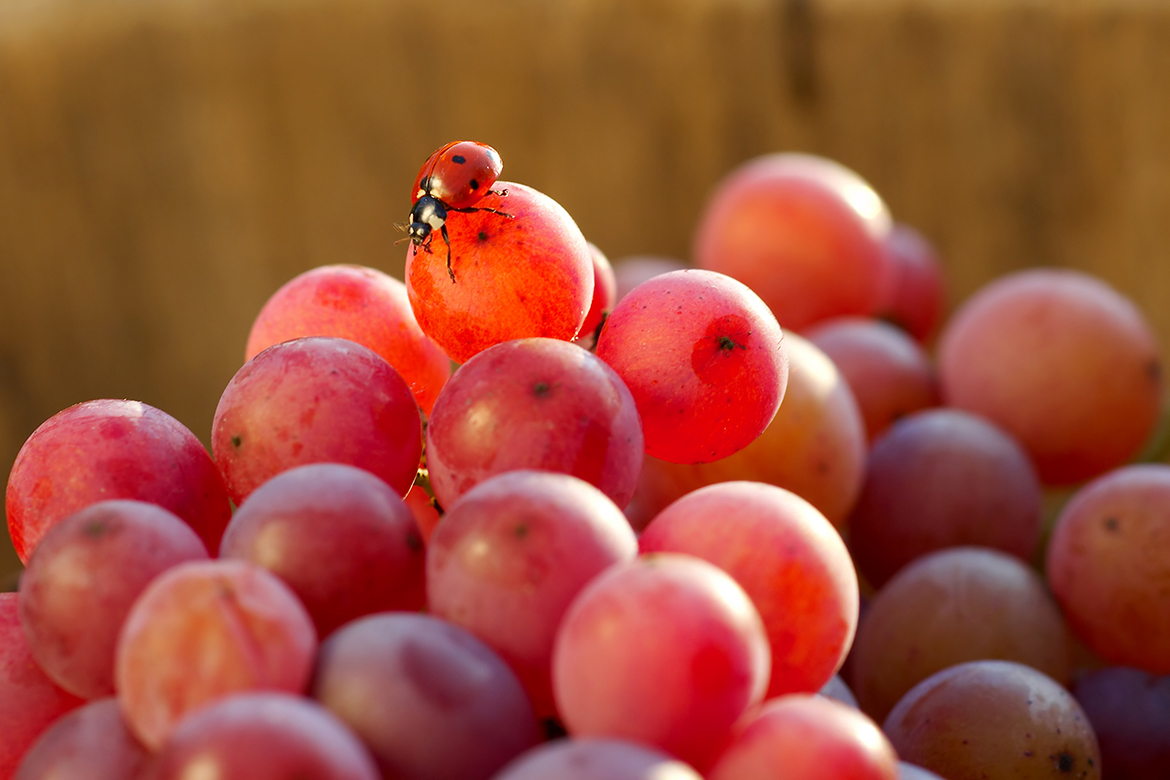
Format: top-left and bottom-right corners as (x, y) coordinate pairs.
(851, 547), (1072, 722)
(14, 698), (150, 780)
(406, 181), (594, 364)
(428, 470), (637, 717)
(804, 316), (939, 443)
(494, 738), (703, 780)
(575, 242), (618, 348)
(219, 463), (426, 637)
(847, 408), (1043, 587)
(694, 153), (891, 331)
(18, 499), (209, 699)
(639, 481), (858, 698)
(1072, 666), (1170, 780)
(115, 559), (317, 750)
(311, 612), (541, 780)
(876, 223), (946, 344)
(707, 694), (899, 780)
(152, 693), (380, 780)
(628, 332), (864, 531)
(245, 264), (452, 414)
(0, 593), (84, 777)
(596, 269), (787, 464)
(883, 660), (1101, 780)
(5, 399), (231, 561)
(425, 337), (643, 510)
(211, 336), (423, 504)
(938, 268), (1162, 485)
(1046, 464), (1170, 673)
(552, 553), (771, 770)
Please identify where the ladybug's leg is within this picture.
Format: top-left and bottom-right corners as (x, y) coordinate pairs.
(441, 223), (456, 283)
(450, 205), (515, 220)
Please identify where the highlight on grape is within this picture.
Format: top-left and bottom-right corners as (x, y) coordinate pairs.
(7, 140), (1170, 780)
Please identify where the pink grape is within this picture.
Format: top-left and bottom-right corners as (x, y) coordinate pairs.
(219, 463), (426, 637)
(493, 738), (704, 780)
(115, 559), (317, 750)
(14, 698), (150, 780)
(1046, 464), (1170, 673)
(18, 499), (209, 699)
(311, 612), (541, 780)
(1072, 666), (1170, 780)
(152, 693), (380, 780)
(596, 268), (787, 464)
(847, 408), (1043, 587)
(552, 553), (771, 770)
(694, 152), (891, 331)
(425, 337), (643, 510)
(245, 264), (452, 414)
(938, 268), (1162, 485)
(212, 336), (423, 504)
(876, 223), (946, 343)
(5, 398), (232, 561)
(639, 481), (859, 698)
(0, 593), (84, 777)
(707, 694), (899, 780)
(804, 316), (940, 443)
(427, 470), (638, 717)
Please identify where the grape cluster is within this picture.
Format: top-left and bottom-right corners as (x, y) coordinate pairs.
(4, 143), (1169, 779)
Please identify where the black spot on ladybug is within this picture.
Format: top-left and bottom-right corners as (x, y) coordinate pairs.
(452, 155), (466, 164)
(469, 178), (479, 190)
(478, 231), (489, 241)
(1104, 516), (1120, 532)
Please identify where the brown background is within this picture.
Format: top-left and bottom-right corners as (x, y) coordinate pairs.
(2, 0), (1169, 583)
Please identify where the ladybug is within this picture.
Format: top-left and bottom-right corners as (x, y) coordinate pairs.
(407, 140), (513, 282)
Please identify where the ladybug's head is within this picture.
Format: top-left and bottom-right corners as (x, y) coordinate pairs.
(408, 195), (447, 243)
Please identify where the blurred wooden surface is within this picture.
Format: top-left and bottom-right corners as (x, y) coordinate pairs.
(2, 0), (1169, 582)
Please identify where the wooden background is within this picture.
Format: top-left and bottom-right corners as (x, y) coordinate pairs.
(2, 0), (1169, 583)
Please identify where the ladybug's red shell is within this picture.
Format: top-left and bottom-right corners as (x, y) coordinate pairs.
(412, 141), (503, 210)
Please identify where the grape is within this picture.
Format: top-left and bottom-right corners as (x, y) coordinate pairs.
(1, 593), (85, 776)
(804, 316), (939, 443)
(552, 553), (770, 771)
(897, 762), (946, 780)
(851, 547), (1072, 722)
(18, 499), (209, 699)
(820, 675), (859, 709)
(1072, 666), (1170, 780)
(14, 698), (150, 780)
(406, 181), (594, 364)
(152, 693), (380, 780)
(574, 242), (618, 348)
(611, 255), (689, 302)
(596, 268), (787, 464)
(219, 463), (426, 638)
(115, 559), (317, 750)
(211, 336), (423, 504)
(427, 471), (637, 717)
(706, 694), (899, 780)
(493, 738), (703, 780)
(311, 612), (541, 780)
(1046, 464), (1170, 673)
(693, 152), (891, 331)
(847, 408), (1043, 587)
(425, 337), (643, 510)
(5, 398), (232, 561)
(883, 660), (1101, 780)
(938, 268), (1162, 485)
(876, 223), (946, 343)
(639, 481), (858, 697)
(244, 264), (452, 414)
(628, 333), (864, 531)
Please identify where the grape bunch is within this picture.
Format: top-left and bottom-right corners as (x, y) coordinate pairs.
(3, 141), (1169, 780)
